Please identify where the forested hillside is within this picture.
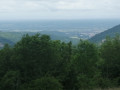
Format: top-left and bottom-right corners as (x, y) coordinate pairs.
(0, 36), (13, 48)
(89, 24), (120, 43)
(0, 34), (120, 90)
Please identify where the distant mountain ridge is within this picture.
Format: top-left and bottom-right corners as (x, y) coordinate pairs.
(89, 24), (120, 43)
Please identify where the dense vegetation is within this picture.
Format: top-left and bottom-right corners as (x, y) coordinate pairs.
(0, 33), (120, 90)
(89, 24), (120, 43)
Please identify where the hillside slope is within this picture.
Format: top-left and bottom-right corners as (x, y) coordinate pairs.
(89, 24), (120, 43)
(0, 36), (14, 48)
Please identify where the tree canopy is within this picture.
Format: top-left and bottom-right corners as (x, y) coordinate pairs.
(0, 34), (120, 90)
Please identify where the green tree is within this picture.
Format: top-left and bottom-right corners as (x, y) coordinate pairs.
(71, 40), (99, 89)
(12, 34), (63, 83)
(21, 77), (63, 90)
(0, 44), (13, 80)
(100, 35), (120, 82)
(0, 71), (20, 90)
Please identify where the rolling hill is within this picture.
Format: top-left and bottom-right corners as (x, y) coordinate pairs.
(89, 24), (120, 43)
(0, 31), (80, 48)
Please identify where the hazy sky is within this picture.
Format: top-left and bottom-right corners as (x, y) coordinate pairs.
(0, 0), (120, 20)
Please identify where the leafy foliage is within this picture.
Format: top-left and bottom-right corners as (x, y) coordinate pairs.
(0, 33), (120, 90)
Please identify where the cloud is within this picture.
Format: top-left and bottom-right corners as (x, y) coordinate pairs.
(0, 0), (120, 20)
(0, 0), (120, 12)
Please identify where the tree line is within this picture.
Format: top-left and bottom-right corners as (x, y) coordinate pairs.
(0, 33), (120, 90)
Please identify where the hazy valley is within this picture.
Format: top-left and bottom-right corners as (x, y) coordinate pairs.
(0, 20), (120, 47)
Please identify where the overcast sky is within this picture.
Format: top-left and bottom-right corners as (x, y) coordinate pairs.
(0, 0), (120, 20)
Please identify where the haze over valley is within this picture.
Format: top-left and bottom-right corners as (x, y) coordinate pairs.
(0, 19), (120, 47)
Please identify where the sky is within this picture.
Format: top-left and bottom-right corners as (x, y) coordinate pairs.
(0, 0), (120, 20)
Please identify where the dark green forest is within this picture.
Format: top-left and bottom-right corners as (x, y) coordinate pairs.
(0, 33), (120, 90)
